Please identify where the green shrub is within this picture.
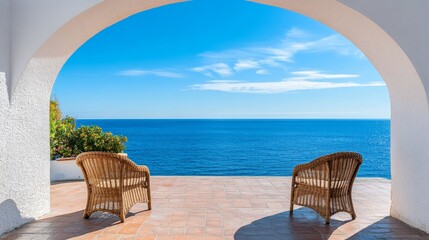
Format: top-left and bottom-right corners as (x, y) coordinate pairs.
(50, 100), (76, 159)
(50, 116), (76, 159)
(69, 126), (127, 154)
(50, 99), (127, 159)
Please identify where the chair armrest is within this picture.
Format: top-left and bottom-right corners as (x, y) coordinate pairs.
(122, 158), (150, 182)
(135, 165), (150, 173)
(123, 156), (150, 174)
(127, 164), (150, 179)
(122, 163), (150, 188)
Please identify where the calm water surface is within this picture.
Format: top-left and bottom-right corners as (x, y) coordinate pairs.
(77, 119), (390, 178)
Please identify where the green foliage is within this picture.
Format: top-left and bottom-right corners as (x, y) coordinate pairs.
(50, 99), (76, 159)
(69, 126), (127, 154)
(50, 99), (127, 160)
(50, 100), (62, 122)
(50, 116), (76, 159)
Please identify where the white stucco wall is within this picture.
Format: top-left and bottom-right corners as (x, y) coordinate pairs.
(1, 0), (429, 235)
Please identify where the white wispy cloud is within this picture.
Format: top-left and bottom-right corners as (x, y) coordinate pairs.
(256, 69), (269, 75)
(289, 71), (359, 80)
(191, 63), (233, 77)
(233, 59), (260, 71)
(285, 28), (309, 39)
(192, 80), (385, 94)
(253, 34), (363, 66)
(300, 35), (364, 58)
(119, 69), (183, 78)
(196, 28), (365, 74)
(190, 70), (384, 94)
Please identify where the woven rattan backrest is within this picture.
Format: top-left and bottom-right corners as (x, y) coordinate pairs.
(326, 152), (362, 189)
(330, 153), (361, 179)
(76, 152), (126, 189)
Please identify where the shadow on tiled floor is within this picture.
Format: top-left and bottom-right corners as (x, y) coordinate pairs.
(234, 210), (429, 240)
(234, 209), (352, 240)
(347, 216), (429, 240)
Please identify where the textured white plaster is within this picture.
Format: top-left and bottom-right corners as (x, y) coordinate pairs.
(0, 61), (50, 234)
(2, 0), (429, 235)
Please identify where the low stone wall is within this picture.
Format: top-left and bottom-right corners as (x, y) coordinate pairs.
(50, 158), (83, 181)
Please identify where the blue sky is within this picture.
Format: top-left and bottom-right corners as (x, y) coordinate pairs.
(52, 0), (390, 119)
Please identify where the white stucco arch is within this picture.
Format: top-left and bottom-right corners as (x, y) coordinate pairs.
(1, 0), (429, 234)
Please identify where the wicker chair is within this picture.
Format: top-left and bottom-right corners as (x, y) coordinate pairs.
(290, 152), (362, 224)
(76, 152), (151, 222)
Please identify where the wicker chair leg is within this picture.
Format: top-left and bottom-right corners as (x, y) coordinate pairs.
(83, 197), (92, 219)
(289, 188), (294, 214)
(289, 180), (296, 215)
(325, 195), (331, 224)
(147, 177), (152, 210)
(325, 216), (331, 224)
(348, 194), (357, 220)
(119, 212), (125, 223)
(83, 188), (92, 220)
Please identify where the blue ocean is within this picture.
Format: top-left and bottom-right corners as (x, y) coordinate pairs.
(76, 119), (390, 178)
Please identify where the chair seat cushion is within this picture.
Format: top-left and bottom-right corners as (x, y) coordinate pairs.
(295, 176), (349, 188)
(93, 178), (145, 188)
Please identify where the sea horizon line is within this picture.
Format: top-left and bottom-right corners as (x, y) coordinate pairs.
(76, 118), (390, 120)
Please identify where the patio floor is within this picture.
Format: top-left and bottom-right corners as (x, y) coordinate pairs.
(1, 177), (428, 240)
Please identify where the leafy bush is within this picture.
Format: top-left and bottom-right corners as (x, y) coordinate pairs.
(50, 116), (76, 159)
(69, 126), (127, 154)
(50, 99), (127, 160)
(50, 100), (76, 159)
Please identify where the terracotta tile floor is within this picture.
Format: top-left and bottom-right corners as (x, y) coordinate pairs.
(2, 177), (428, 240)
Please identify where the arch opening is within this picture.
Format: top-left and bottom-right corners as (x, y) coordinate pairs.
(51, 0), (391, 178)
